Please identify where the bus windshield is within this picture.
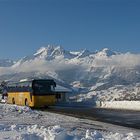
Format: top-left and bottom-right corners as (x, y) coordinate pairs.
(32, 80), (56, 94)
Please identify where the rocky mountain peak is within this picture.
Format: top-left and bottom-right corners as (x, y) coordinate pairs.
(96, 48), (117, 57)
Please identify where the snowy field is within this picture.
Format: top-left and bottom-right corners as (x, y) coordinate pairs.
(0, 104), (140, 140)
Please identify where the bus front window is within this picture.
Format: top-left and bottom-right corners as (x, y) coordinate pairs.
(33, 80), (55, 94)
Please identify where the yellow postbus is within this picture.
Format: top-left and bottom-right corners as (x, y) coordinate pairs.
(6, 79), (56, 108)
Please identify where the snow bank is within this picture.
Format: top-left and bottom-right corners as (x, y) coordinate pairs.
(100, 101), (140, 111)
(0, 124), (139, 140)
(0, 124), (78, 140)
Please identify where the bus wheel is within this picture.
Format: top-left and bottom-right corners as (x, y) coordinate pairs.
(25, 99), (29, 106)
(12, 98), (15, 104)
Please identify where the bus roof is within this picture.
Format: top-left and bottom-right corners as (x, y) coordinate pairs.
(7, 79), (56, 86)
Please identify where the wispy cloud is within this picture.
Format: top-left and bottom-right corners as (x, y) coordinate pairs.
(93, 53), (140, 67)
(0, 52), (140, 76)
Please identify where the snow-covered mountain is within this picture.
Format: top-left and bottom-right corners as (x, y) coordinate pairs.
(0, 45), (140, 101)
(95, 48), (117, 57)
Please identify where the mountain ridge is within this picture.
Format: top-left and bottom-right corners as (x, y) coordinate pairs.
(0, 45), (140, 102)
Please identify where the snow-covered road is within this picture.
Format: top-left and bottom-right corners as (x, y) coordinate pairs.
(0, 104), (140, 140)
(47, 106), (140, 129)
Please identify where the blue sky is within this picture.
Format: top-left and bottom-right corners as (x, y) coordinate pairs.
(0, 0), (140, 59)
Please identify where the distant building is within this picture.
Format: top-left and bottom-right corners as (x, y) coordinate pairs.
(55, 85), (72, 102)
